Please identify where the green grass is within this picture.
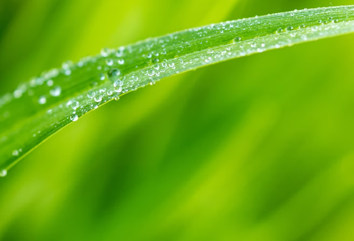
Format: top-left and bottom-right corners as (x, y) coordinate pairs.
(1, 5), (354, 175)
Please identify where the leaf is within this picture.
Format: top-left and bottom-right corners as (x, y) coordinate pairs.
(1, 6), (354, 175)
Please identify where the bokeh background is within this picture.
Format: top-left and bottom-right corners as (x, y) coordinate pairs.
(1, 0), (354, 240)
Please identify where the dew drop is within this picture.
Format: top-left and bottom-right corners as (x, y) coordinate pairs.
(64, 69), (71, 76)
(94, 95), (103, 102)
(118, 59), (125, 65)
(62, 60), (73, 69)
(99, 73), (106, 81)
(71, 101), (79, 110)
(101, 48), (110, 57)
(39, 96), (46, 104)
(14, 89), (23, 98)
(114, 79), (123, 87)
(47, 79), (54, 86)
(12, 150), (19, 156)
(50, 86), (61, 97)
(109, 68), (121, 77)
(116, 48), (124, 57)
(106, 59), (114, 66)
(70, 114), (78, 122)
(234, 37), (242, 42)
(276, 28), (283, 33)
(114, 86), (122, 93)
(147, 69), (155, 76)
(87, 91), (95, 98)
(0, 169), (7, 177)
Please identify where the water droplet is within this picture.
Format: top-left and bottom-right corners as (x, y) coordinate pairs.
(62, 61), (73, 69)
(0, 169), (7, 177)
(147, 69), (155, 76)
(118, 59), (125, 65)
(47, 79), (54, 86)
(14, 89), (23, 98)
(109, 68), (121, 77)
(114, 86), (122, 93)
(286, 26), (294, 31)
(64, 69), (71, 76)
(276, 28), (283, 33)
(106, 59), (114, 66)
(39, 96), (46, 104)
(99, 73), (106, 81)
(50, 86), (61, 97)
(114, 79), (123, 87)
(94, 95), (103, 102)
(234, 37), (242, 42)
(12, 150), (19, 156)
(71, 101), (79, 110)
(116, 47), (124, 57)
(101, 48), (110, 57)
(87, 91), (95, 98)
(70, 114), (78, 122)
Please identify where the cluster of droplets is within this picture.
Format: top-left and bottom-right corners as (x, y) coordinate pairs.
(1, 6), (354, 175)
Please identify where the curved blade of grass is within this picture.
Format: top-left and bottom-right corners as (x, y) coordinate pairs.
(1, 6), (354, 175)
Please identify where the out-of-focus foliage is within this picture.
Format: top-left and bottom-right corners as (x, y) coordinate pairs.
(1, 0), (354, 241)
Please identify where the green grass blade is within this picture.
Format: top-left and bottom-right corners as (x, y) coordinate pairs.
(1, 5), (354, 174)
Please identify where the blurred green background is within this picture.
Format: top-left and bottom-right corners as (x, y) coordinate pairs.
(1, 0), (354, 240)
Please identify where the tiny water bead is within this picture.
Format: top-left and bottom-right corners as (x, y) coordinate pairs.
(109, 68), (121, 77)
(94, 95), (103, 102)
(47, 79), (54, 86)
(114, 79), (124, 87)
(147, 69), (155, 76)
(64, 69), (72, 76)
(70, 101), (80, 110)
(50, 86), (61, 97)
(62, 60), (73, 69)
(87, 91), (95, 98)
(116, 48), (124, 57)
(70, 114), (78, 122)
(38, 96), (46, 104)
(100, 47), (111, 57)
(234, 37), (242, 42)
(12, 150), (19, 156)
(99, 73), (106, 81)
(114, 86), (122, 93)
(0, 169), (7, 177)
(106, 59), (114, 66)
